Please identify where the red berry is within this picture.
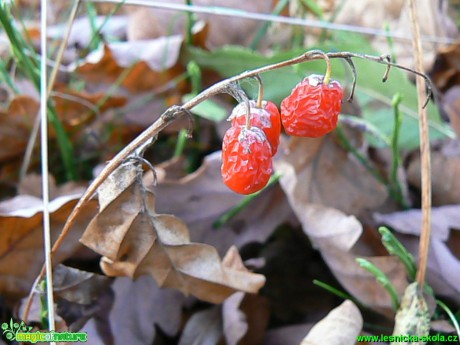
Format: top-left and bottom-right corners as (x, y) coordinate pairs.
(230, 100), (281, 155)
(221, 125), (273, 194)
(281, 74), (343, 137)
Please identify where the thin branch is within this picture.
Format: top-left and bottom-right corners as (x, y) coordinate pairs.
(408, 0), (432, 288)
(23, 49), (434, 321)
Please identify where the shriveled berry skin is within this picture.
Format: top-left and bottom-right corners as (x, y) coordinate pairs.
(281, 74), (343, 137)
(221, 125), (273, 194)
(230, 100), (281, 155)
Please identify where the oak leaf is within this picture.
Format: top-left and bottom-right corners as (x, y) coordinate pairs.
(80, 162), (265, 304)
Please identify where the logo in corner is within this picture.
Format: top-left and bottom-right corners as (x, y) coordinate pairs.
(2, 319), (33, 341)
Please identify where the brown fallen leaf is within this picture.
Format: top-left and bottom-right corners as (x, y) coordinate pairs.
(0, 90), (126, 164)
(80, 162), (266, 304)
(275, 135), (388, 217)
(81, 275), (185, 344)
(74, 39), (185, 93)
(276, 136), (407, 314)
(407, 139), (460, 205)
(300, 300), (363, 345)
(0, 95), (36, 163)
(0, 183), (97, 298)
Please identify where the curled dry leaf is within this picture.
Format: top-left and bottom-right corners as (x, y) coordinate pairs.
(52, 265), (113, 333)
(392, 282), (430, 345)
(276, 136), (404, 313)
(80, 162), (266, 304)
(0, 184), (97, 298)
(300, 300), (363, 345)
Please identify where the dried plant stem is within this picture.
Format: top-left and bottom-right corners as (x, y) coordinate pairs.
(39, 0), (56, 339)
(23, 49), (433, 321)
(408, 0), (432, 287)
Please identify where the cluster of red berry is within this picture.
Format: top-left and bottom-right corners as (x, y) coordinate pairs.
(221, 74), (344, 194)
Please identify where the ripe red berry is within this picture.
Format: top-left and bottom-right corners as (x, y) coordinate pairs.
(221, 125), (273, 194)
(281, 74), (343, 137)
(230, 100), (281, 155)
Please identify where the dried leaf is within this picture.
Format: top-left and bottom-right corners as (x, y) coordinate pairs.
(0, 186), (97, 298)
(223, 292), (247, 345)
(52, 265), (113, 333)
(126, 0), (273, 48)
(88, 276), (185, 344)
(80, 163), (266, 304)
(153, 152), (296, 255)
(53, 87), (127, 129)
(53, 265), (112, 305)
(407, 139), (460, 205)
(178, 307), (222, 345)
(0, 95), (36, 162)
(375, 205), (460, 241)
(48, 15), (128, 51)
(275, 136), (387, 216)
(374, 205), (460, 303)
(332, 0), (455, 70)
(73, 39), (184, 93)
(276, 136), (404, 313)
(300, 300), (363, 345)
(441, 87), (460, 137)
(392, 282), (430, 345)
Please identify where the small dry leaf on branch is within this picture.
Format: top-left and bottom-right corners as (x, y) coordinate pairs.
(300, 300), (363, 345)
(80, 162), (266, 304)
